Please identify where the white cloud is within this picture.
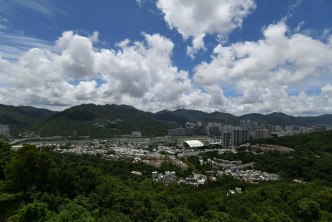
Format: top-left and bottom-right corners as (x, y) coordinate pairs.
(322, 28), (331, 40)
(186, 34), (206, 59)
(1, 24), (331, 115)
(0, 31), (226, 112)
(156, 0), (256, 57)
(193, 22), (332, 115)
(294, 21), (305, 32)
(55, 31), (97, 80)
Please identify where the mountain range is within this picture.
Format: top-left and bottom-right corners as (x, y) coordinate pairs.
(0, 104), (331, 137)
(0, 104), (56, 136)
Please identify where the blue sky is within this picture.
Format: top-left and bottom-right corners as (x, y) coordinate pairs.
(0, 0), (332, 115)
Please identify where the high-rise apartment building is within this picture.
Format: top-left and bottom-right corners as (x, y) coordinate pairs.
(222, 132), (231, 148)
(231, 128), (249, 146)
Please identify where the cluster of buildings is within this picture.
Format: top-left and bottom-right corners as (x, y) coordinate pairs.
(123, 131), (142, 138)
(168, 120), (328, 148)
(43, 138), (280, 186)
(169, 123), (250, 148)
(204, 158), (254, 171)
(168, 122), (240, 137)
(250, 144), (294, 153)
(152, 171), (176, 185)
(228, 187), (242, 195)
(151, 168), (279, 186)
(223, 169), (279, 182)
(178, 174), (209, 186)
(146, 152), (280, 186)
(10, 118), (325, 187)
(253, 124), (326, 139)
(150, 171), (211, 186)
(201, 158), (279, 182)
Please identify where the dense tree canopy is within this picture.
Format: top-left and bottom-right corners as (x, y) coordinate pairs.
(0, 138), (332, 221)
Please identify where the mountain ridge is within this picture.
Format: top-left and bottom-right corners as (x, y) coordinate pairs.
(1, 104), (332, 137)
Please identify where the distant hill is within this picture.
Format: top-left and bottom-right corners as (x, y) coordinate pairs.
(151, 109), (239, 124)
(241, 112), (332, 126)
(1, 103), (332, 137)
(0, 105), (56, 136)
(152, 109), (332, 126)
(150, 110), (188, 125)
(170, 109), (210, 122)
(203, 112), (239, 125)
(240, 112), (299, 125)
(36, 104), (171, 137)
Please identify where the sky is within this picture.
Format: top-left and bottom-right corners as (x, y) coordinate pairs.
(0, 0), (332, 116)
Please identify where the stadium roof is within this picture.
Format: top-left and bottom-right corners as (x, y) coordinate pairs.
(183, 140), (204, 148)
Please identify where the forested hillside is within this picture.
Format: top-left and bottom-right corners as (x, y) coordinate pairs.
(2, 103), (332, 138)
(0, 105), (55, 136)
(0, 138), (331, 221)
(153, 109), (332, 126)
(36, 104), (172, 137)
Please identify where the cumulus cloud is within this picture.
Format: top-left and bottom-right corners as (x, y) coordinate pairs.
(193, 22), (332, 115)
(186, 34), (206, 59)
(0, 31), (227, 112)
(1, 23), (331, 115)
(156, 0), (256, 57)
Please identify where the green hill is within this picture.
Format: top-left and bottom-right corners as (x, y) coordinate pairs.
(149, 110), (188, 125)
(170, 109), (210, 122)
(1, 103), (332, 137)
(204, 111), (239, 124)
(152, 109), (239, 124)
(36, 104), (171, 137)
(0, 105), (55, 136)
(240, 112), (332, 126)
(153, 109), (332, 126)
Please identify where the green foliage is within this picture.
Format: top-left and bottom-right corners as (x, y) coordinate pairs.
(159, 161), (189, 177)
(58, 163), (102, 198)
(9, 200), (51, 222)
(251, 130), (332, 153)
(38, 104), (172, 137)
(296, 198), (321, 221)
(186, 155), (212, 174)
(100, 210), (131, 222)
(4, 144), (58, 193)
(0, 140), (11, 180)
(243, 131), (332, 184)
(155, 210), (178, 222)
(0, 104), (55, 136)
(1, 139), (332, 221)
(47, 202), (95, 222)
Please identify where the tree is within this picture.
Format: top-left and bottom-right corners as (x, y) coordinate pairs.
(47, 202), (95, 222)
(4, 144), (58, 193)
(155, 210), (178, 222)
(297, 198), (321, 221)
(0, 140), (11, 180)
(8, 200), (51, 222)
